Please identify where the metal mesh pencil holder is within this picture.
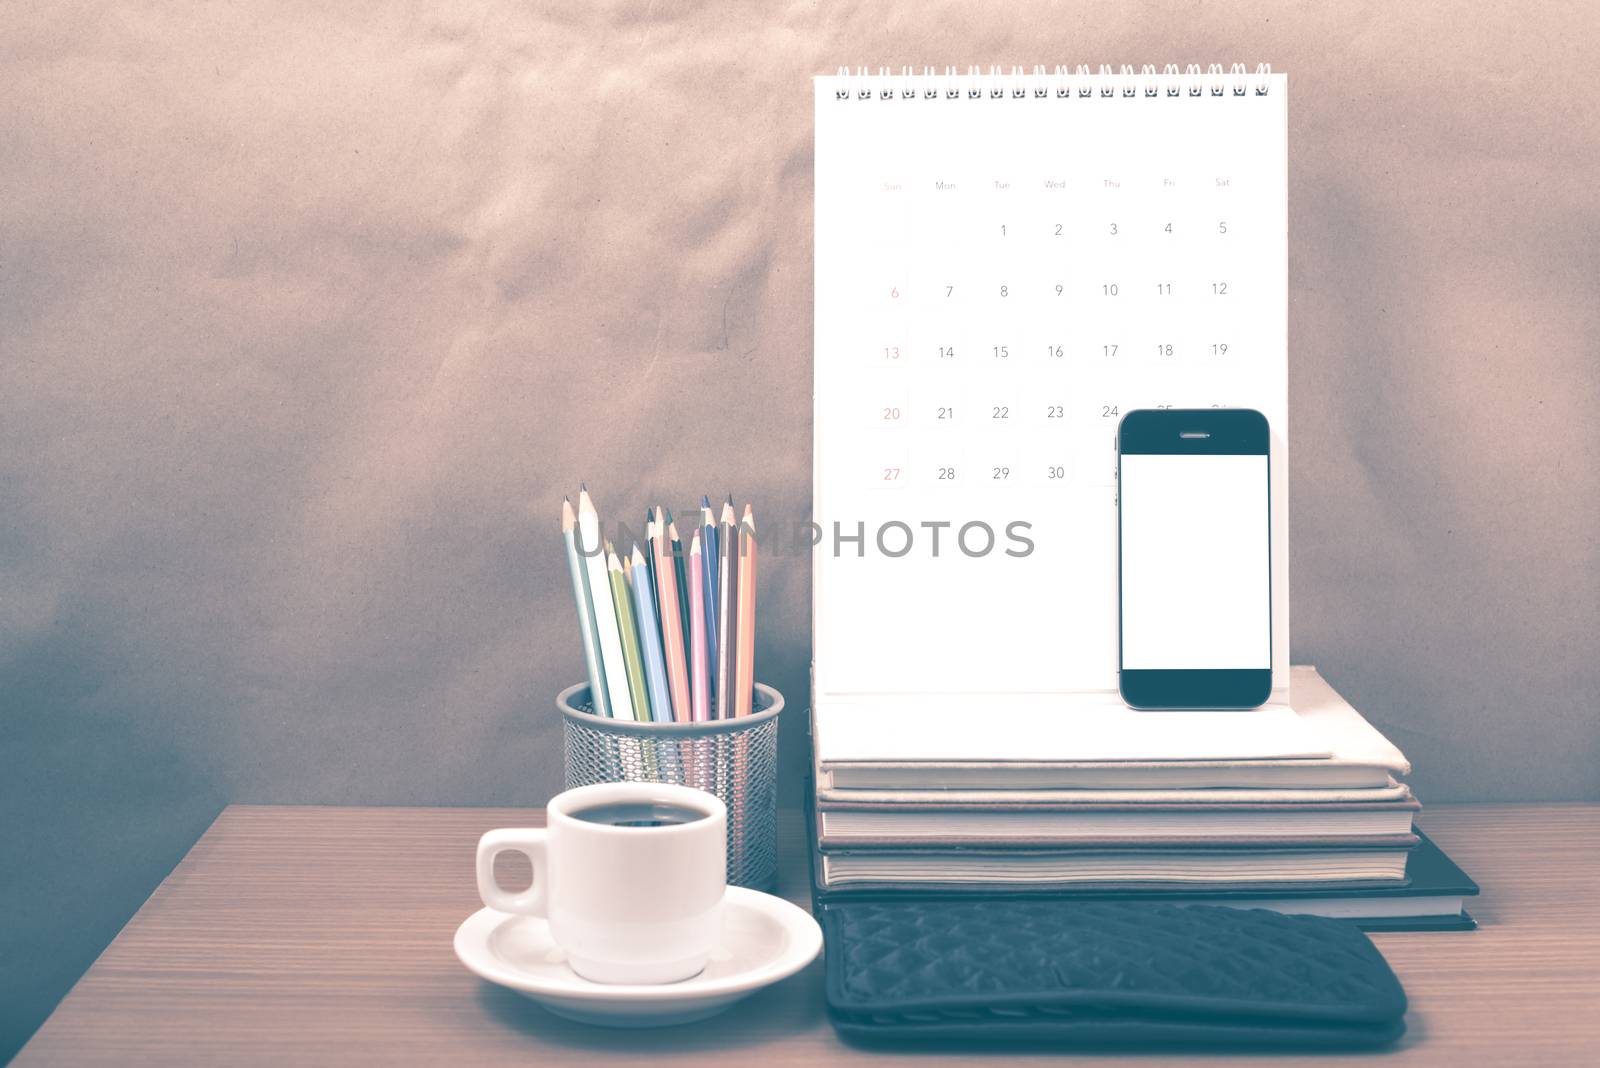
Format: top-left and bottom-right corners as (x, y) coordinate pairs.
(557, 682), (783, 891)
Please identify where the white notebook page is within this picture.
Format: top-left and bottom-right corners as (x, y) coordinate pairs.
(813, 66), (1288, 698)
(814, 693), (1325, 764)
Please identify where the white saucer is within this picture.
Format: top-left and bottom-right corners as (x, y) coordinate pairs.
(453, 886), (823, 1028)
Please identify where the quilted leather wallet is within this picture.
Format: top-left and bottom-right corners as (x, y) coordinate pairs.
(821, 899), (1407, 1049)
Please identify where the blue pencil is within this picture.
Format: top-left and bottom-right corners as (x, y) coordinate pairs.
(629, 545), (673, 723)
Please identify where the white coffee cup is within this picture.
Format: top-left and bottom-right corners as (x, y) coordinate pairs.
(476, 781), (727, 984)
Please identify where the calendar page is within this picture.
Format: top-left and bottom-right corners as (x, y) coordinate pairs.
(813, 65), (1288, 699)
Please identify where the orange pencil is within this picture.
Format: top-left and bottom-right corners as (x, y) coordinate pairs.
(734, 504), (757, 716)
(651, 508), (692, 722)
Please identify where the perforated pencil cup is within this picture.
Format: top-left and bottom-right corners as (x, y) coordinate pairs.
(556, 683), (784, 890)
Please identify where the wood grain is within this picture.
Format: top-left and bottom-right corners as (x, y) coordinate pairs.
(15, 804), (1600, 1065)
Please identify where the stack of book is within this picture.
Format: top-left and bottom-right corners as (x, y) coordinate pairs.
(809, 667), (1477, 930)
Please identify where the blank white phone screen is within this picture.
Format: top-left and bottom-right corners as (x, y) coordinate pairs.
(1120, 453), (1270, 670)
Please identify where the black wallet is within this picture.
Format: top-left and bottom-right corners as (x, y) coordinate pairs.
(821, 899), (1407, 1049)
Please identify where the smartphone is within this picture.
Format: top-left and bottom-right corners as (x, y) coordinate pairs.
(1117, 408), (1272, 709)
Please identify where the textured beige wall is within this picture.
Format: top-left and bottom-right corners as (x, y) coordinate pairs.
(3, 0), (1599, 1052)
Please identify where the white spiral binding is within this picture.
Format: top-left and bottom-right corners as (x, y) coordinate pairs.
(832, 63), (1274, 101)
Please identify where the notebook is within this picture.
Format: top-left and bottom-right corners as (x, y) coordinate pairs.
(816, 800), (1420, 846)
(818, 845), (1411, 889)
(813, 666), (1409, 788)
(812, 64), (1287, 707)
(814, 780), (1413, 806)
(812, 830), (1476, 932)
(818, 763), (1400, 791)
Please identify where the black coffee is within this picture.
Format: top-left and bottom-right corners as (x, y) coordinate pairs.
(569, 801), (707, 828)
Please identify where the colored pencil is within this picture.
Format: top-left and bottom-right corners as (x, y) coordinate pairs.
(607, 545), (651, 722)
(734, 504), (757, 717)
(665, 508), (692, 645)
(716, 500), (737, 718)
(644, 512), (667, 658)
(652, 511), (692, 722)
(701, 495), (720, 584)
(578, 489), (632, 719)
(561, 497), (609, 717)
(630, 545), (673, 723)
(643, 511), (659, 616)
(699, 496), (719, 698)
(688, 531), (711, 722)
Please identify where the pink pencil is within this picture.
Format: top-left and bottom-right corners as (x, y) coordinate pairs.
(688, 531), (711, 722)
(652, 508), (692, 722)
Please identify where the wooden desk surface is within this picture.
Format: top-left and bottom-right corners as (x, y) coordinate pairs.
(16, 803), (1599, 1065)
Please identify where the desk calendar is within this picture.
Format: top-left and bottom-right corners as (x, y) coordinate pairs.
(812, 65), (1288, 702)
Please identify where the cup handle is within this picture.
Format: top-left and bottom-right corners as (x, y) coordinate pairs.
(476, 828), (548, 916)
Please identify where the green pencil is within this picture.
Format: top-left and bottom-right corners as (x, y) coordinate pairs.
(607, 545), (652, 722)
(579, 489), (633, 720)
(665, 508), (692, 649)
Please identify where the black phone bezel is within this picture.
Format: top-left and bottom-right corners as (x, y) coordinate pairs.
(1116, 408), (1273, 710)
